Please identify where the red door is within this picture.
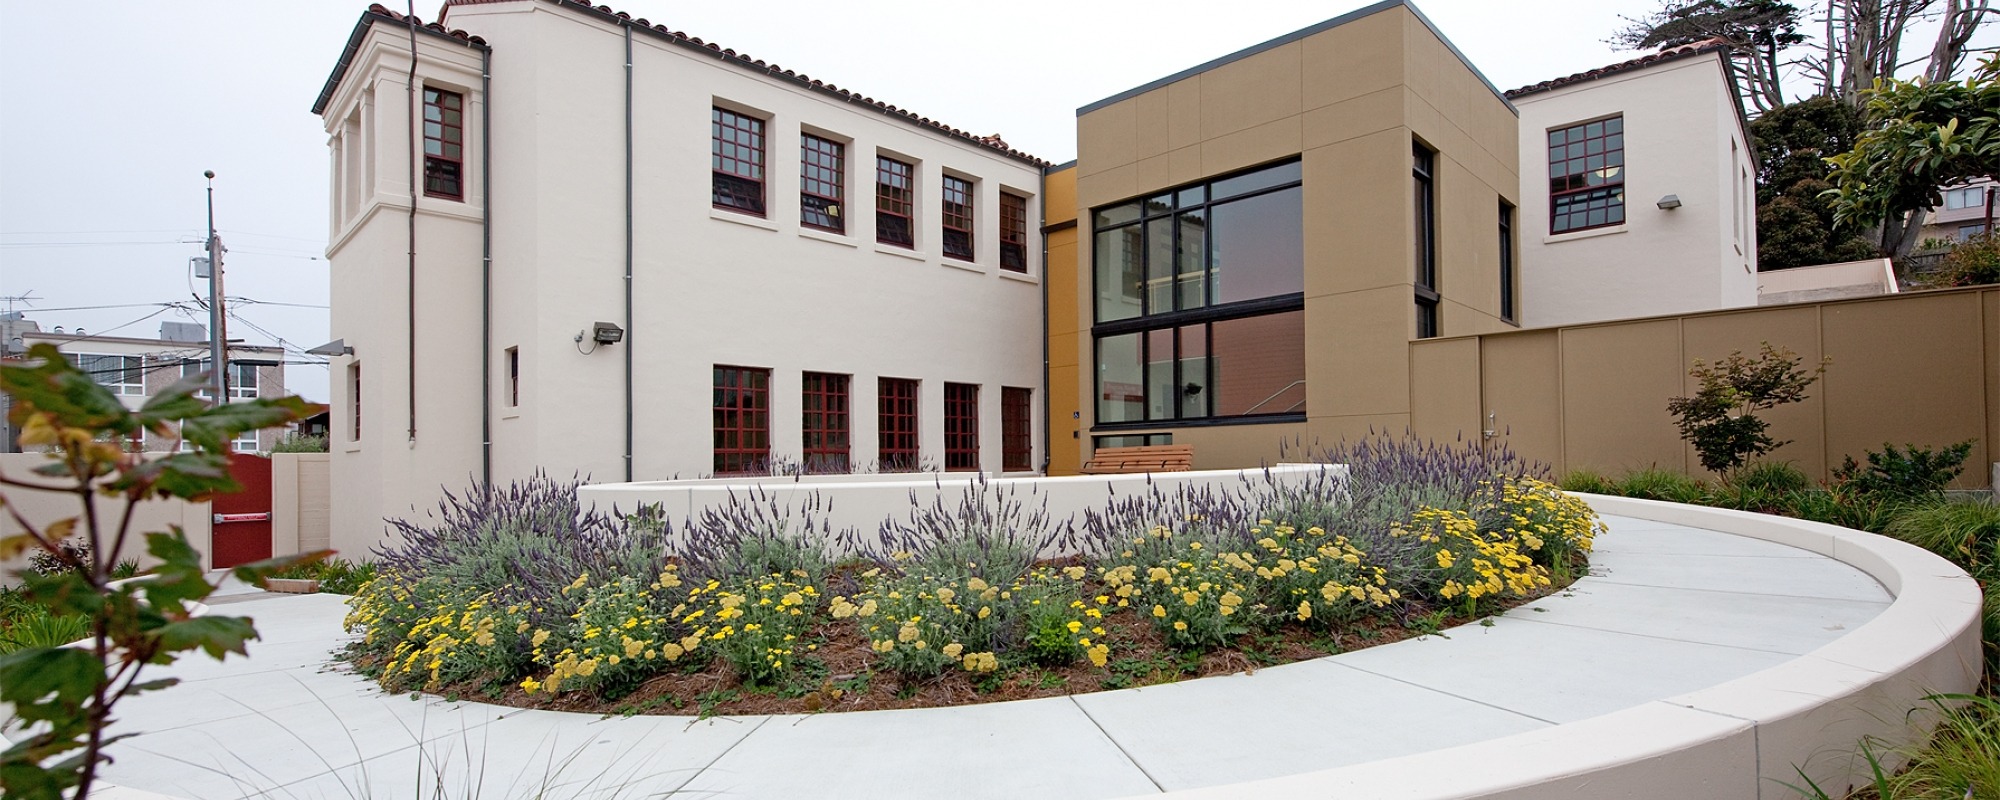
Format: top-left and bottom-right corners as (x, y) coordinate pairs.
(212, 453), (273, 569)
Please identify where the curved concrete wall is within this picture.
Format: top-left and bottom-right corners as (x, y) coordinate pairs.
(1149, 494), (1984, 800)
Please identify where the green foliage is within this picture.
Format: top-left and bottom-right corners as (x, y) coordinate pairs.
(270, 558), (377, 595)
(1833, 441), (1975, 500)
(1930, 232), (2000, 287)
(1666, 342), (1827, 474)
(0, 608), (89, 655)
(1826, 54), (2000, 234)
(1557, 469), (1617, 495)
(1751, 96), (1877, 268)
(0, 343), (322, 800)
(1613, 467), (1712, 504)
(268, 433), (329, 453)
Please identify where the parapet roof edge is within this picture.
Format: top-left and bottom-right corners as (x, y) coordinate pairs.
(1076, 0), (1515, 117)
(313, 5), (489, 116)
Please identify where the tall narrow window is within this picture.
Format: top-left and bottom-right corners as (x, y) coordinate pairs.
(348, 362), (362, 441)
(944, 383), (979, 472)
(877, 156), (915, 247)
(1499, 201), (1516, 323)
(1000, 193), (1028, 272)
(1413, 143), (1439, 339)
(1547, 116), (1624, 234)
(802, 372), (851, 473)
(878, 377), (919, 472)
(801, 134), (844, 233)
(422, 88), (464, 200)
(505, 347), (519, 407)
(1001, 387), (1032, 472)
(712, 107), (766, 215)
(713, 365), (770, 475)
(942, 175), (975, 261)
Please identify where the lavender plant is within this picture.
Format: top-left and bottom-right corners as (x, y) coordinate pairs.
(871, 474), (1067, 582)
(672, 485), (836, 586)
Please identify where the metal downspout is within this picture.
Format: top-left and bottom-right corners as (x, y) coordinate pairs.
(623, 23), (635, 482)
(1039, 196), (1052, 475)
(404, 4), (419, 445)
(480, 46), (493, 489)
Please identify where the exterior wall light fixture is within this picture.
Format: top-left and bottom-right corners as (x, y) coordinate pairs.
(1656, 194), (1682, 210)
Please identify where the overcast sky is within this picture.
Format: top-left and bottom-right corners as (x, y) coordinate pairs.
(1, 1), (1989, 402)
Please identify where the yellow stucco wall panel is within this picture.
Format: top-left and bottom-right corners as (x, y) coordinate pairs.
(1300, 10), (1404, 110)
(1308, 286), (1413, 419)
(1199, 116), (1304, 179)
(1198, 42), (1303, 141)
(1560, 319), (1689, 475)
(1680, 306), (1827, 480)
(1301, 87), (1404, 151)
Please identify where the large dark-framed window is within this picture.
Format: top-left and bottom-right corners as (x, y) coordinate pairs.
(801, 133), (844, 233)
(1548, 116), (1625, 234)
(1499, 200), (1517, 323)
(1413, 142), (1439, 339)
(878, 377), (919, 472)
(422, 88), (464, 200)
(1001, 386), (1032, 472)
(942, 175), (975, 261)
(877, 156), (915, 248)
(712, 107), (766, 215)
(1000, 192), (1029, 272)
(802, 371), (850, 473)
(1091, 160), (1306, 430)
(944, 382), (979, 471)
(713, 365), (770, 475)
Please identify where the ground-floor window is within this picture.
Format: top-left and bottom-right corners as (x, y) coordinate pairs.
(1094, 309), (1305, 426)
(944, 382), (979, 472)
(1001, 386), (1032, 472)
(802, 371), (850, 473)
(878, 377), (920, 472)
(713, 365), (770, 475)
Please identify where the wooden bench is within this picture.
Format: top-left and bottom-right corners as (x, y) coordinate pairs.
(1080, 445), (1195, 474)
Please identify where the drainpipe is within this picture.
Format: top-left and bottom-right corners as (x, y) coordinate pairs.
(404, 3), (419, 445)
(480, 45), (493, 489)
(1039, 191), (1051, 475)
(623, 23), (635, 482)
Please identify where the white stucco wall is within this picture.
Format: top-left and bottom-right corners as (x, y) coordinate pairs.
(1513, 51), (1757, 328)
(320, 1), (1045, 550)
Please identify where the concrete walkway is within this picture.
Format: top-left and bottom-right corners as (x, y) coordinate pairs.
(86, 514), (1893, 799)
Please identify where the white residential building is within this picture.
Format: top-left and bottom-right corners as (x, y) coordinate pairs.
(313, 0), (1048, 551)
(1506, 40), (1759, 328)
(9, 322), (288, 453)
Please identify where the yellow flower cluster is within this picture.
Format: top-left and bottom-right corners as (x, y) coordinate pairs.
(345, 578), (524, 693)
(1104, 531), (1256, 647)
(853, 570), (1010, 678)
(527, 567), (696, 695)
(1392, 505), (1549, 612)
(1476, 476), (1603, 580)
(1249, 521), (1400, 627)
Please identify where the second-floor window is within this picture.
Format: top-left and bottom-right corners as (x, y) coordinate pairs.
(74, 354), (144, 396)
(801, 134), (844, 233)
(1548, 116), (1624, 234)
(942, 176), (974, 261)
(422, 88), (464, 200)
(877, 156), (915, 247)
(181, 360), (258, 400)
(1414, 143), (1438, 339)
(1000, 192), (1028, 272)
(712, 107), (766, 215)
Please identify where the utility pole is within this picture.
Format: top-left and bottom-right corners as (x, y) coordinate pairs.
(204, 171), (229, 404)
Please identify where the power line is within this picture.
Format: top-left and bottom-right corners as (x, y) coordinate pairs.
(233, 298), (329, 309)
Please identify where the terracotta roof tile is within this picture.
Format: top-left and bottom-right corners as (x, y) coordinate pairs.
(1506, 38), (1731, 99)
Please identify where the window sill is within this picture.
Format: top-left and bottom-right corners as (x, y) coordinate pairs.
(342, 445), (361, 454)
(875, 244), (927, 261)
(1542, 225), (1626, 244)
(998, 270), (1039, 285)
(711, 208), (778, 232)
(800, 228), (858, 248)
(501, 413), (521, 421)
(941, 258), (985, 275)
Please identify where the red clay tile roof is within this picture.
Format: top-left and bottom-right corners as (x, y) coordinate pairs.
(1505, 38), (1732, 99)
(425, 0), (1047, 166)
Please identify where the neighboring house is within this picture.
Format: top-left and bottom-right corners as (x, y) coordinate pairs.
(1919, 178), (1996, 243)
(312, 0), (1048, 546)
(1049, 0), (1521, 472)
(11, 321), (287, 453)
(1506, 39), (1759, 328)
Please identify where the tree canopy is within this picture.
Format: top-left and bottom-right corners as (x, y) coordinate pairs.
(1825, 54), (2000, 250)
(1750, 97), (1877, 268)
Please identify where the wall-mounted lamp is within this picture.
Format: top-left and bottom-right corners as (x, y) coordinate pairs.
(591, 322), (624, 345)
(306, 338), (354, 357)
(1656, 194), (1682, 210)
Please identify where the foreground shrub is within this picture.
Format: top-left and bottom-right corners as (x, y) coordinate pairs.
(1666, 343), (1826, 474)
(1728, 461), (1813, 495)
(1558, 469), (1617, 495)
(1613, 467), (1710, 504)
(525, 569), (698, 697)
(1833, 441), (1975, 500)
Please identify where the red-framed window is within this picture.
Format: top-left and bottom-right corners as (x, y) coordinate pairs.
(1000, 193), (1028, 272)
(713, 365), (770, 475)
(944, 382), (978, 472)
(942, 176), (975, 261)
(878, 377), (919, 472)
(1001, 386), (1032, 472)
(1548, 116), (1625, 234)
(802, 371), (850, 473)
(877, 156), (915, 248)
(422, 88), (464, 200)
(801, 134), (844, 233)
(713, 107), (766, 215)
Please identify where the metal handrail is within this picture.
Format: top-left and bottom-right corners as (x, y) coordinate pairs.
(1242, 380), (1306, 414)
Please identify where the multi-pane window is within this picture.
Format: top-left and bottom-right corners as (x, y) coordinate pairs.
(801, 134), (844, 233)
(422, 88), (464, 200)
(944, 383), (978, 472)
(1413, 143), (1439, 339)
(1944, 185), (1987, 210)
(1091, 160), (1306, 427)
(877, 156), (915, 248)
(76, 354), (145, 396)
(181, 360), (258, 400)
(713, 366), (770, 475)
(1499, 201), (1517, 323)
(1001, 387), (1032, 472)
(712, 107), (766, 215)
(1548, 116), (1625, 233)
(802, 372), (851, 473)
(1000, 193), (1029, 272)
(878, 377), (920, 472)
(942, 176), (975, 261)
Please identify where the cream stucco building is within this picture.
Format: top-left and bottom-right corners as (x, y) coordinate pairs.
(314, 0), (1048, 552)
(1507, 40), (1759, 328)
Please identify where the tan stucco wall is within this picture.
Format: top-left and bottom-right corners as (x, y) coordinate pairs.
(1044, 166), (1083, 476)
(0, 453), (215, 578)
(1408, 287), (2000, 488)
(271, 453), (332, 559)
(1068, 3), (1517, 468)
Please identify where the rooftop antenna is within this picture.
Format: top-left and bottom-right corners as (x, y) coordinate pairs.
(1, 291), (39, 315)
